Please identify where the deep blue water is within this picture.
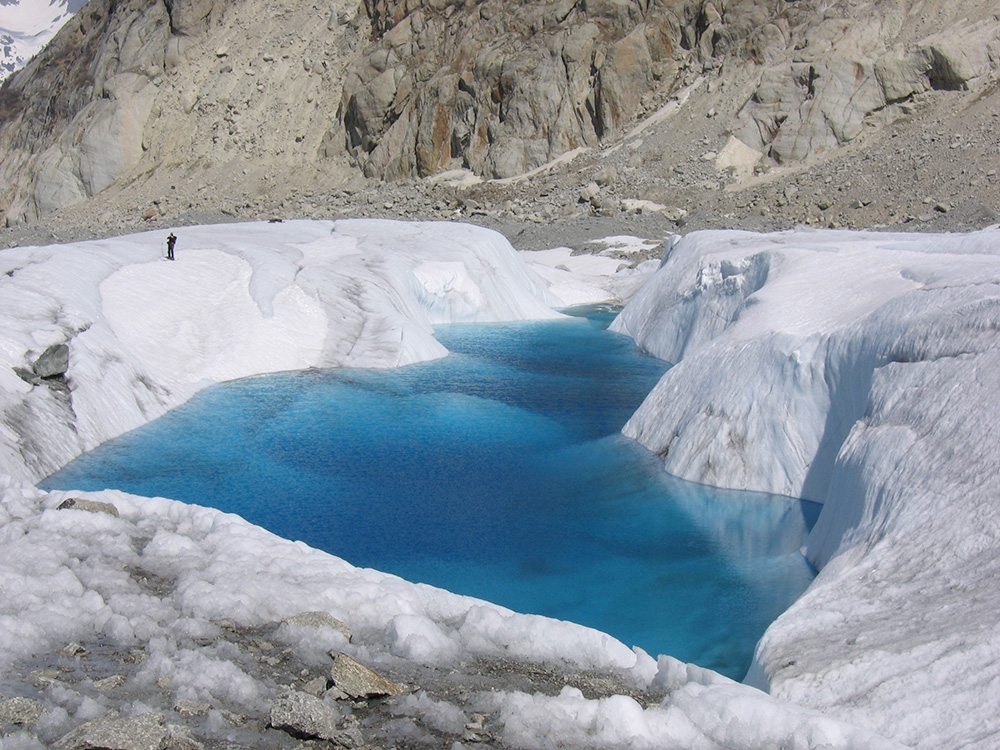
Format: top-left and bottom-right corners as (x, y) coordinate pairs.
(43, 307), (815, 679)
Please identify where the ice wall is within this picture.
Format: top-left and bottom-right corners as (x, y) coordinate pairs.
(0, 219), (560, 483)
(612, 228), (1000, 747)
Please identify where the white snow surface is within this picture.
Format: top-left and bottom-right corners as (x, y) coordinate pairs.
(520, 237), (661, 307)
(612, 227), (1000, 748)
(0, 0), (85, 82)
(0, 219), (909, 748)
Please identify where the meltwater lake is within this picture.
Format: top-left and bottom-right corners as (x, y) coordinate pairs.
(43, 307), (816, 679)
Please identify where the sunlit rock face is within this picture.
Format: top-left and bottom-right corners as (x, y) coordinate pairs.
(342, 0), (686, 179)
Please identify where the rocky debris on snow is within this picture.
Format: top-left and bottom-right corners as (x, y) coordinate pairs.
(462, 712), (492, 743)
(57, 497), (121, 517)
(0, 696), (45, 726)
(0, 609), (660, 750)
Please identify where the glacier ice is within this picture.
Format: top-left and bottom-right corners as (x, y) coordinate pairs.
(613, 227), (1000, 747)
(1, 218), (985, 747)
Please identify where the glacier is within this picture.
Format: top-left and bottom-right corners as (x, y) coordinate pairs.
(0, 219), (561, 484)
(612, 227), (1000, 748)
(1, 218), (991, 748)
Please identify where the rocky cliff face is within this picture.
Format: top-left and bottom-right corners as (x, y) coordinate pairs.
(341, 0), (693, 179)
(0, 0), (998, 235)
(0, 0), (366, 226)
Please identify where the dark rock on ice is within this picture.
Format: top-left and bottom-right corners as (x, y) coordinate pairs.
(57, 497), (120, 517)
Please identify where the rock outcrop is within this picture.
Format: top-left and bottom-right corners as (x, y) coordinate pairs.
(0, 0), (998, 231)
(0, 0), (171, 225)
(342, 0), (694, 179)
(732, 8), (1000, 164)
(0, 0), (362, 227)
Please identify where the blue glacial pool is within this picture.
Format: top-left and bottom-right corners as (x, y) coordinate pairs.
(42, 306), (816, 679)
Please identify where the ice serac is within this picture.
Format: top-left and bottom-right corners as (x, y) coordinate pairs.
(0, 219), (560, 484)
(612, 228), (1000, 748)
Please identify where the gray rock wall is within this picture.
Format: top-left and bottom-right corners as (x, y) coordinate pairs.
(733, 7), (1000, 164)
(0, 0), (998, 225)
(341, 0), (699, 179)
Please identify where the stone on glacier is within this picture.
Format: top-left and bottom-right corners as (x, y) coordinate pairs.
(0, 696), (44, 726)
(269, 690), (342, 742)
(53, 711), (171, 750)
(329, 652), (402, 699)
(281, 611), (352, 641)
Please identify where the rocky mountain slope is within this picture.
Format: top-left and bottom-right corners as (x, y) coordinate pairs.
(1, 0), (999, 250)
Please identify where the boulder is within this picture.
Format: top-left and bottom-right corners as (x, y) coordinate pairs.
(172, 700), (210, 718)
(282, 611), (353, 641)
(33, 343), (70, 379)
(737, 57), (885, 163)
(329, 653), (401, 699)
(714, 136), (762, 182)
(0, 697), (44, 726)
(53, 712), (195, 750)
(58, 497), (121, 517)
(269, 690), (347, 743)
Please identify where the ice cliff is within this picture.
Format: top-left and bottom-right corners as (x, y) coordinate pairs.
(612, 227), (1000, 747)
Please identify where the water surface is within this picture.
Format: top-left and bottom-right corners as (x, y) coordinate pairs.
(44, 307), (815, 678)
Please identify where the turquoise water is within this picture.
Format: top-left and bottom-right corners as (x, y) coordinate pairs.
(43, 307), (815, 678)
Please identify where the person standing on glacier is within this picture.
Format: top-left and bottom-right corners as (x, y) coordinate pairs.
(166, 232), (177, 260)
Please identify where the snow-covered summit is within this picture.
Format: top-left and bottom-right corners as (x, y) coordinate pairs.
(0, 0), (86, 82)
